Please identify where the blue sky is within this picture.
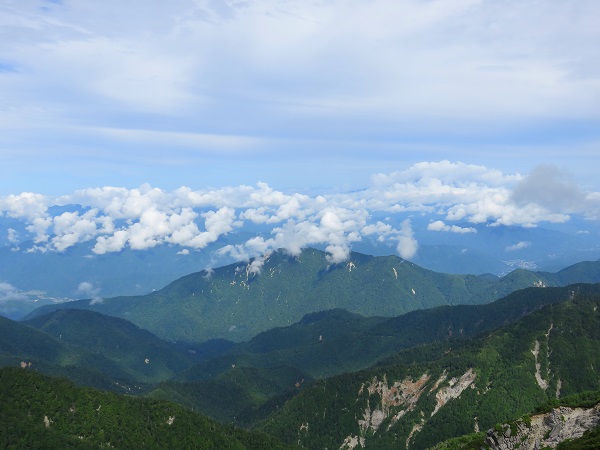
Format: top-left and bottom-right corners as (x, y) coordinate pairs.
(0, 1), (599, 264)
(1, 0), (599, 195)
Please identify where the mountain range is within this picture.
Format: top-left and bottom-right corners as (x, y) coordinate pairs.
(3, 214), (600, 319)
(258, 291), (600, 449)
(1, 248), (600, 448)
(24, 248), (600, 343)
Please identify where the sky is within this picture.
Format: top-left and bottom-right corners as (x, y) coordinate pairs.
(1, 0), (599, 264)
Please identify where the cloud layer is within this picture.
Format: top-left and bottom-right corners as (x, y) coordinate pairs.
(1, 1), (599, 195)
(2, 162), (598, 265)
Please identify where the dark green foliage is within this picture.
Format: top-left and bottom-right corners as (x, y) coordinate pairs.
(1, 310), (207, 398)
(182, 284), (600, 384)
(0, 367), (292, 449)
(534, 391), (600, 414)
(432, 391), (600, 450)
(258, 292), (600, 450)
(555, 426), (600, 450)
(0, 315), (139, 389)
(543, 260), (600, 285)
(5, 266), (600, 449)
(24, 309), (197, 383)
(27, 249), (598, 344)
(428, 432), (487, 450)
(179, 308), (388, 381)
(148, 365), (311, 425)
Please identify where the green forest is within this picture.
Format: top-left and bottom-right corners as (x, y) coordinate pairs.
(1, 264), (600, 449)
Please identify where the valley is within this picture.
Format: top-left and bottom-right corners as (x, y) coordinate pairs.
(1, 249), (600, 448)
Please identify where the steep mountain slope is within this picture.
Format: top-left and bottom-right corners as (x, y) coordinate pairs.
(542, 260), (600, 285)
(148, 365), (311, 425)
(0, 315), (140, 391)
(145, 284), (600, 427)
(0, 367), (291, 449)
(23, 309), (198, 383)
(180, 284), (600, 382)
(432, 391), (600, 450)
(27, 248), (598, 344)
(258, 291), (600, 450)
(178, 309), (387, 382)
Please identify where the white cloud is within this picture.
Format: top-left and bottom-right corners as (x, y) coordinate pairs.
(51, 209), (101, 251)
(427, 220), (476, 233)
(2, 0), (599, 137)
(511, 165), (600, 220)
(89, 204), (239, 254)
(76, 281), (103, 305)
(7, 228), (19, 244)
(505, 241), (531, 252)
(0, 193), (48, 221)
(1, 161), (598, 264)
(27, 217), (53, 244)
(0, 282), (27, 304)
(396, 219), (418, 260)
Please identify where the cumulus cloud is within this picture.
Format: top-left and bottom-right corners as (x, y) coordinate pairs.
(0, 193), (48, 221)
(0, 282), (27, 304)
(7, 228), (19, 244)
(1, 161), (598, 265)
(505, 241), (531, 252)
(362, 221), (394, 242)
(427, 220), (477, 233)
(396, 219), (418, 260)
(511, 165), (600, 220)
(76, 281), (103, 305)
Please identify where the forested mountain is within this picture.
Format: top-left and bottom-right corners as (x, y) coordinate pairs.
(181, 284), (600, 383)
(140, 284), (600, 427)
(0, 314), (140, 391)
(23, 248), (600, 343)
(3, 212), (598, 316)
(3, 281), (600, 448)
(257, 291), (600, 449)
(23, 309), (198, 383)
(432, 390), (600, 450)
(0, 367), (291, 449)
(0, 309), (206, 393)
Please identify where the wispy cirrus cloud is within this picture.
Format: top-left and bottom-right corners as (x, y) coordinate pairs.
(1, 1), (599, 196)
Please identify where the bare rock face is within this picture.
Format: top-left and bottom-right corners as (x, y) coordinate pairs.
(357, 373), (431, 435)
(485, 404), (600, 450)
(341, 369), (477, 449)
(432, 369), (476, 416)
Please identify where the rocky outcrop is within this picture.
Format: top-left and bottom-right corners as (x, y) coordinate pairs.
(339, 435), (365, 450)
(357, 373), (431, 434)
(485, 404), (600, 450)
(531, 323), (554, 391)
(343, 369), (477, 449)
(432, 369), (476, 416)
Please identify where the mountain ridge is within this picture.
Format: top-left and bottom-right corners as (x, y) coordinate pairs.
(23, 248), (600, 343)
(258, 291), (600, 449)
